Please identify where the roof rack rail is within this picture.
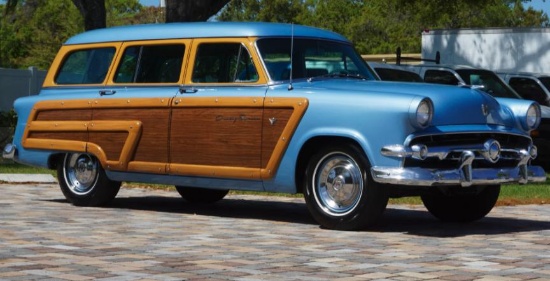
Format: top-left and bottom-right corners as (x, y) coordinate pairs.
(396, 47), (440, 65)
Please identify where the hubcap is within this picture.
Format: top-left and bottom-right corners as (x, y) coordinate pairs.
(64, 153), (98, 195)
(313, 152), (363, 216)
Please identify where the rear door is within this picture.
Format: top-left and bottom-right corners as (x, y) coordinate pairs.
(92, 40), (190, 174)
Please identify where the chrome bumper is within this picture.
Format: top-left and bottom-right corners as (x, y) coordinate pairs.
(371, 165), (546, 186)
(2, 143), (16, 160)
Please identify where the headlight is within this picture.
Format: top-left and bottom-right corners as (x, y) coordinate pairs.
(526, 103), (541, 130)
(410, 98), (433, 129)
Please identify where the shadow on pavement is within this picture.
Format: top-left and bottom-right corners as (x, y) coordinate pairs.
(46, 194), (550, 237)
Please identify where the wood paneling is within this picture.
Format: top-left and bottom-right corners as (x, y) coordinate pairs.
(261, 108), (292, 167)
(170, 107), (262, 167)
(92, 108), (169, 163)
(35, 109), (92, 121)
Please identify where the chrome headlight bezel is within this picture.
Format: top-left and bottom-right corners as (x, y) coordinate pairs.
(410, 97), (433, 129)
(523, 103), (541, 131)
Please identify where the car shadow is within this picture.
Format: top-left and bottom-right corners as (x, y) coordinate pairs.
(46, 194), (550, 237)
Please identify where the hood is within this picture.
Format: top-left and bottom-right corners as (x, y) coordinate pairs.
(294, 79), (513, 127)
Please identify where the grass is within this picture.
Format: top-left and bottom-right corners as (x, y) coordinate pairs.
(1, 161), (549, 205)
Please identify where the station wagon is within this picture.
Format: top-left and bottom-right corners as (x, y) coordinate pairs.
(3, 22), (545, 230)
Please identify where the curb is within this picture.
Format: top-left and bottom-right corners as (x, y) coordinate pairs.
(0, 174), (57, 184)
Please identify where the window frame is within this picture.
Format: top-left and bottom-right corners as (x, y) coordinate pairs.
(185, 38), (268, 85)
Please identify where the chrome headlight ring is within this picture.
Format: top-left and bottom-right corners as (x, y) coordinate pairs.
(409, 97), (433, 129)
(525, 103), (541, 130)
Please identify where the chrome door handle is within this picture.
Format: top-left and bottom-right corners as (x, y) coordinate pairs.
(99, 90), (116, 96)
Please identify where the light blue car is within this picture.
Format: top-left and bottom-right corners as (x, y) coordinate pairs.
(3, 22), (545, 230)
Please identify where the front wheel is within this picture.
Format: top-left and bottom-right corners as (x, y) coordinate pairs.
(175, 186), (229, 204)
(57, 153), (121, 206)
(303, 144), (388, 230)
(421, 185), (500, 222)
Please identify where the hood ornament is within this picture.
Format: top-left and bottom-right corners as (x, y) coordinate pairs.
(481, 104), (490, 116)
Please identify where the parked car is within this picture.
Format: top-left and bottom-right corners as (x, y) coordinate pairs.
(401, 64), (550, 168)
(2, 22), (545, 230)
(367, 62), (424, 82)
(498, 72), (550, 106)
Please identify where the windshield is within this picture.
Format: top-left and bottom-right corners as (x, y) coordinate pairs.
(455, 69), (521, 99)
(539, 77), (550, 92)
(256, 38), (377, 81)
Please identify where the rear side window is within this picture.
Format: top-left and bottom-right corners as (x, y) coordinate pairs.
(114, 44), (185, 83)
(192, 43), (258, 83)
(56, 48), (116, 84)
(424, 70), (459, 85)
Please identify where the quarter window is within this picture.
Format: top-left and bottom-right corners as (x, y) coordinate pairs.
(56, 48), (115, 84)
(192, 43), (258, 83)
(114, 44), (185, 83)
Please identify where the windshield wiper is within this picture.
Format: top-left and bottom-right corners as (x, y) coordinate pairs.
(309, 72), (369, 81)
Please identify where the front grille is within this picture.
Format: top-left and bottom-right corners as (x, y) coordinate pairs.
(404, 133), (531, 169)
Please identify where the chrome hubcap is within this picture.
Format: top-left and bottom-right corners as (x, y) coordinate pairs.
(64, 153), (98, 195)
(313, 152), (363, 216)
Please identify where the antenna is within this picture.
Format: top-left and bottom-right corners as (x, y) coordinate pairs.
(288, 23), (294, 91)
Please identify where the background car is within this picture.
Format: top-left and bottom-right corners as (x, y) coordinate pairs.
(367, 62), (424, 82)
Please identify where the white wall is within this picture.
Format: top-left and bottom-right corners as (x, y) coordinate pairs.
(422, 28), (550, 73)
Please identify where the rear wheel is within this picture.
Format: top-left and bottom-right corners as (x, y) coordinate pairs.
(421, 185), (500, 222)
(303, 144), (388, 230)
(57, 153), (121, 206)
(175, 186), (229, 203)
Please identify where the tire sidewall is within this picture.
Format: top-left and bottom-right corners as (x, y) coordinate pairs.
(303, 144), (388, 230)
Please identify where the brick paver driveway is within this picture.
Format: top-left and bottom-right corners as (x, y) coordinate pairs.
(0, 183), (549, 280)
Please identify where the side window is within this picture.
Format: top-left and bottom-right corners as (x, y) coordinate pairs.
(192, 43), (258, 83)
(114, 44), (185, 83)
(509, 77), (548, 105)
(424, 70), (459, 85)
(56, 48), (116, 84)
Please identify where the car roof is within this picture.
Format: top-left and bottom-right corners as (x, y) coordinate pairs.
(65, 22), (350, 45)
(498, 72), (550, 78)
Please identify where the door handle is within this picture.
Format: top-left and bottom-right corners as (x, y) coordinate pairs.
(179, 87), (198, 94)
(99, 90), (116, 96)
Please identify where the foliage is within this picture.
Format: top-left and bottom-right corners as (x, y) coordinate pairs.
(0, 0), (157, 69)
(1, 0), (549, 68)
(0, 109), (17, 149)
(218, 0), (550, 54)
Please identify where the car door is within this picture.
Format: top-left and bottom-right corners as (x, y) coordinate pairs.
(168, 39), (269, 180)
(91, 40), (190, 174)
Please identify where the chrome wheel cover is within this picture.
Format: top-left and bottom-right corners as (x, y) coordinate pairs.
(63, 153), (99, 195)
(312, 152), (363, 216)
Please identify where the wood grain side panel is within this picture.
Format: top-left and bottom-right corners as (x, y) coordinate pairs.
(28, 132), (88, 143)
(35, 109), (92, 121)
(260, 98), (309, 179)
(88, 131), (128, 161)
(261, 108), (292, 167)
(92, 108), (169, 163)
(170, 107), (262, 168)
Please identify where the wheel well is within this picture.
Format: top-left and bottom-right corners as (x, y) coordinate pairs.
(295, 136), (365, 194)
(47, 153), (65, 170)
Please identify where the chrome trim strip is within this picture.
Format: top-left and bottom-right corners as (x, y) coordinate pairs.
(371, 165), (546, 186)
(2, 143), (15, 160)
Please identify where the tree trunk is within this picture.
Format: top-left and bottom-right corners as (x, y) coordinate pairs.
(71, 0), (106, 30)
(165, 0), (230, 22)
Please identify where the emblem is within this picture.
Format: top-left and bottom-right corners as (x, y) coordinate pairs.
(269, 117), (277, 125)
(481, 104), (489, 116)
